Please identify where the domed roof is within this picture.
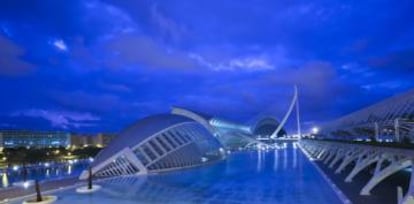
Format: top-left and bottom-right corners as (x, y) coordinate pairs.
(92, 114), (194, 166)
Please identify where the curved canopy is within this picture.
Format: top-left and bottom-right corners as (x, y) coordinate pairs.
(92, 114), (193, 167)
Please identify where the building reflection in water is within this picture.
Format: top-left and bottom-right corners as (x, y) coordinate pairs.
(293, 142), (297, 169)
(2, 172), (9, 188)
(283, 144), (288, 170)
(274, 150), (278, 171)
(67, 165), (72, 175)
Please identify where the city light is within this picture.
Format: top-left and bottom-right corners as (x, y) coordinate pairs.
(23, 181), (30, 189)
(2, 173), (9, 188)
(311, 127), (319, 134)
(12, 165), (19, 171)
(0, 1), (412, 203)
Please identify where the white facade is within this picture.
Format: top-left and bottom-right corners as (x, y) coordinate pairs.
(80, 114), (224, 179)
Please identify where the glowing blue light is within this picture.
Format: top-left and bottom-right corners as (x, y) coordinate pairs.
(23, 181), (30, 189)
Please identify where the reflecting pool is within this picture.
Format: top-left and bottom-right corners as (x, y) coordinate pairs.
(1, 160), (89, 189)
(12, 143), (342, 203)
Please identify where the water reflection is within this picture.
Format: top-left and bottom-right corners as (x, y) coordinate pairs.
(68, 165), (72, 175)
(52, 143), (340, 204)
(257, 150), (263, 172)
(2, 172), (9, 187)
(274, 150), (278, 171)
(293, 143), (297, 168)
(283, 145), (288, 170)
(0, 161), (89, 188)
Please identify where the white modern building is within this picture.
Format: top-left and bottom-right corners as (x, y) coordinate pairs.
(320, 88), (414, 142)
(80, 114), (224, 179)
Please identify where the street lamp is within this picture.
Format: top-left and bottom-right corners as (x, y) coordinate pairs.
(311, 127), (319, 134)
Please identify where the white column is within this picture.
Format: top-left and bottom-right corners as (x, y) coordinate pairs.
(374, 122), (379, 142)
(296, 86), (302, 140)
(395, 118), (400, 142)
(400, 160), (414, 204)
(271, 86), (298, 139)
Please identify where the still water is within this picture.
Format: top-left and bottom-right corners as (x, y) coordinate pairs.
(1, 160), (89, 188)
(12, 143), (342, 203)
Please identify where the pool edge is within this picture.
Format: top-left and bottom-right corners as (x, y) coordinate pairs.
(298, 143), (352, 204)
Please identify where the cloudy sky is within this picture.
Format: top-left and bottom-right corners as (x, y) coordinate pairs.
(0, 0), (413, 133)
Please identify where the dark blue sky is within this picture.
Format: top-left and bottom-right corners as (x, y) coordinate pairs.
(1, 0), (413, 133)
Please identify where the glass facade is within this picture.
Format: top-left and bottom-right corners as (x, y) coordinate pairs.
(0, 130), (70, 148)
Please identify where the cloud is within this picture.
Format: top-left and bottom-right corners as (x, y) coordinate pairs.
(150, 4), (188, 44)
(0, 34), (34, 76)
(189, 53), (274, 72)
(103, 34), (199, 72)
(11, 109), (100, 129)
(245, 61), (338, 94)
(51, 39), (68, 51)
(361, 81), (408, 91)
(98, 81), (132, 93)
(368, 49), (414, 72)
(51, 90), (127, 113)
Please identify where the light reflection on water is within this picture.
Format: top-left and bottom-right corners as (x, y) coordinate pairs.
(2, 172), (9, 188)
(0, 161), (88, 188)
(15, 142), (343, 204)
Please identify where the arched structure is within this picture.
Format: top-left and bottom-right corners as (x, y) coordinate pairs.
(170, 104), (293, 148)
(270, 86), (300, 139)
(80, 114), (224, 179)
(300, 140), (414, 201)
(171, 106), (216, 134)
(252, 117), (286, 137)
(320, 88), (414, 141)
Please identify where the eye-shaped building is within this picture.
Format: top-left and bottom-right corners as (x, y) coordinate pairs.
(80, 114), (224, 179)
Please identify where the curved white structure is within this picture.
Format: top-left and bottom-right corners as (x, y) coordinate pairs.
(321, 88), (414, 140)
(80, 114), (224, 179)
(171, 107), (216, 134)
(271, 86), (299, 139)
(301, 140), (414, 200)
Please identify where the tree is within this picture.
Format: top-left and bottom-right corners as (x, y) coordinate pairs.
(35, 180), (43, 202)
(88, 167), (93, 190)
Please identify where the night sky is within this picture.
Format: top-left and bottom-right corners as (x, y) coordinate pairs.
(1, 0), (414, 133)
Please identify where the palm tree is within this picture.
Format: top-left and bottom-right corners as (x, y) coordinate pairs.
(35, 180), (42, 202)
(88, 167), (93, 190)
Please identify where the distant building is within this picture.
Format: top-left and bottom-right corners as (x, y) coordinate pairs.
(0, 132), (3, 152)
(0, 130), (70, 149)
(69, 134), (90, 148)
(95, 133), (116, 147)
(0, 130), (116, 149)
(69, 133), (116, 148)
